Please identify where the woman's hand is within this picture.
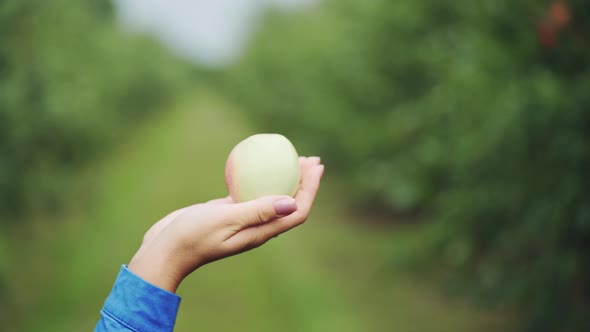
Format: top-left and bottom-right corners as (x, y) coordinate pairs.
(128, 157), (324, 293)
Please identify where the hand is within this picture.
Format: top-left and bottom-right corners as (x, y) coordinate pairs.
(128, 157), (324, 293)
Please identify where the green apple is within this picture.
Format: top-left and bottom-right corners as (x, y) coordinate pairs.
(225, 134), (300, 202)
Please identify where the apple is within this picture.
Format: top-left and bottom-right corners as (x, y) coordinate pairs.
(225, 134), (301, 202)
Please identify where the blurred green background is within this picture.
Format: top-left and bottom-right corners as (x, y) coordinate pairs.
(1, 1), (589, 331)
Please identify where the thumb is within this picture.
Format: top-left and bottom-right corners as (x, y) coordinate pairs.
(230, 195), (297, 228)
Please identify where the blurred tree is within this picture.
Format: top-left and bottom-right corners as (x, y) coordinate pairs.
(0, 0), (187, 221)
(223, 0), (590, 331)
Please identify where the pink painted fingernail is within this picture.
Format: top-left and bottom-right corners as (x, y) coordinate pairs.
(274, 198), (297, 215)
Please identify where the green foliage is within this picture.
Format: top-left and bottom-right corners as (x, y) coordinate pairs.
(0, 1), (187, 220)
(223, 0), (590, 330)
(3, 95), (511, 332)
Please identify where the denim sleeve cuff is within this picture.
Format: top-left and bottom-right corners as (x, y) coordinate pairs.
(101, 265), (182, 332)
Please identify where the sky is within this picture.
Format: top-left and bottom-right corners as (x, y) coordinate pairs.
(113, 0), (314, 67)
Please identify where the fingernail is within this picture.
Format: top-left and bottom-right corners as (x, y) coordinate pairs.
(274, 198), (297, 215)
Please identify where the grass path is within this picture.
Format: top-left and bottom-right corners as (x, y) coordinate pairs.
(9, 93), (514, 332)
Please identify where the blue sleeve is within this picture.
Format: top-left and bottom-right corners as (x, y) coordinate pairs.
(95, 265), (182, 332)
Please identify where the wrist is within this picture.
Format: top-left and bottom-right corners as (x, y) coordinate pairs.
(128, 242), (186, 293)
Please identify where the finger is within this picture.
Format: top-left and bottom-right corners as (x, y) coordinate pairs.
(300, 156), (321, 178)
(274, 163), (324, 231)
(299, 156), (321, 166)
(226, 195), (298, 229)
(307, 156), (321, 167)
(227, 164), (324, 247)
(298, 156), (320, 188)
(298, 157), (306, 182)
(206, 196), (234, 205)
